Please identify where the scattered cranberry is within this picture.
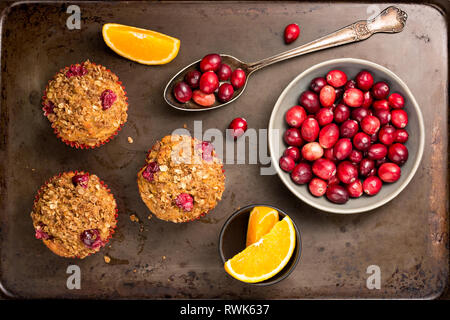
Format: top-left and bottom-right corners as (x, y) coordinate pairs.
(217, 83), (234, 103)
(199, 71), (219, 94)
(343, 88), (364, 107)
(391, 109), (408, 128)
(340, 120), (359, 138)
(312, 158), (336, 180)
(229, 117), (248, 139)
(378, 163), (401, 183)
(299, 90), (320, 114)
(359, 158), (376, 177)
(173, 82), (193, 103)
(230, 69), (246, 89)
(334, 138), (352, 161)
(372, 81), (390, 99)
(284, 23), (300, 44)
(363, 176), (382, 196)
(318, 123), (339, 149)
(388, 93), (405, 109)
(361, 115), (381, 135)
(347, 179), (363, 198)
(319, 85), (336, 107)
(326, 70), (347, 88)
(316, 108), (334, 126)
(100, 89), (117, 110)
(378, 125), (396, 146)
(279, 156), (296, 172)
(285, 105), (307, 128)
(192, 90), (216, 107)
(355, 71), (374, 91)
(217, 63), (232, 81)
(326, 184), (349, 204)
(284, 146), (301, 161)
(367, 143), (388, 160)
(291, 162), (313, 185)
(301, 118), (320, 142)
(334, 104), (350, 123)
(175, 193), (194, 211)
(395, 129), (409, 143)
(302, 142), (323, 161)
(72, 173), (89, 188)
(388, 143), (409, 165)
(353, 132), (371, 151)
(184, 70), (202, 88)
(284, 127), (303, 146)
(199, 54), (222, 72)
(351, 107), (371, 123)
(310, 77), (327, 93)
(80, 229), (102, 249)
(361, 91), (373, 108)
(142, 161), (160, 182)
(309, 178), (327, 197)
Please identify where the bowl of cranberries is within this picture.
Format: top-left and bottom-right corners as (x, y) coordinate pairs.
(269, 58), (424, 214)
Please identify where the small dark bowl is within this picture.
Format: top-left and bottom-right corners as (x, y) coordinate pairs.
(218, 204), (301, 286)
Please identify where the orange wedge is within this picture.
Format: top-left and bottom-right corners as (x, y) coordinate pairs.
(225, 216), (296, 283)
(246, 206), (279, 247)
(102, 23), (180, 65)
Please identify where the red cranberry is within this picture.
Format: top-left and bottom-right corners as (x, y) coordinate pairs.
(328, 174), (340, 185)
(391, 109), (408, 128)
(319, 85), (336, 107)
(310, 77), (327, 93)
(285, 105), (307, 128)
(378, 125), (396, 146)
(388, 143), (408, 165)
(198, 141), (214, 161)
(217, 83), (234, 102)
(299, 90), (320, 114)
(309, 178), (327, 197)
(66, 64), (87, 78)
(349, 149), (363, 163)
(337, 161), (358, 184)
(324, 147), (336, 161)
(318, 123), (339, 149)
(301, 142), (323, 161)
(355, 70), (374, 91)
(340, 120), (359, 138)
(372, 99), (390, 112)
(35, 224), (51, 240)
(80, 229), (102, 249)
(388, 93), (405, 109)
(199, 53), (221, 72)
(374, 110), (391, 126)
(347, 179), (363, 198)
(100, 89), (117, 110)
(345, 80), (357, 90)
(378, 163), (401, 183)
(316, 108), (334, 126)
(184, 70), (202, 88)
(343, 88), (363, 107)
(363, 176), (382, 196)
(291, 162), (313, 185)
(173, 82), (193, 103)
(283, 146), (301, 161)
(367, 143), (388, 160)
(230, 69), (246, 89)
(334, 138), (352, 160)
(359, 158), (376, 177)
(353, 132), (371, 151)
(326, 184), (349, 204)
(351, 107), (370, 123)
(326, 70), (347, 88)
(395, 129), (409, 143)
(199, 71), (219, 94)
(335, 87), (344, 101)
(142, 161), (160, 182)
(312, 158), (336, 180)
(361, 115), (381, 135)
(43, 101), (55, 116)
(284, 127), (303, 147)
(279, 156), (296, 172)
(376, 157), (387, 167)
(361, 91), (373, 108)
(175, 193), (194, 211)
(334, 104), (350, 123)
(229, 117), (248, 139)
(300, 118), (320, 142)
(72, 173), (89, 188)
(192, 90), (215, 107)
(372, 81), (390, 99)
(284, 23), (300, 44)
(217, 63), (232, 81)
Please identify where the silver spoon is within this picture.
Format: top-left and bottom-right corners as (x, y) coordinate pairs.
(164, 6), (407, 112)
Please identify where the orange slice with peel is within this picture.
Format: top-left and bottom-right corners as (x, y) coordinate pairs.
(246, 206), (279, 247)
(225, 216), (296, 283)
(102, 23), (180, 65)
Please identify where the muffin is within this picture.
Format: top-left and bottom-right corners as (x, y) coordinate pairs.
(31, 171), (118, 258)
(42, 60), (128, 148)
(137, 135), (225, 223)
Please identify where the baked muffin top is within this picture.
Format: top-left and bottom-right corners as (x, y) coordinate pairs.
(31, 172), (117, 259)
(137, 135), (225, 223)
(42, 60), (128, 148)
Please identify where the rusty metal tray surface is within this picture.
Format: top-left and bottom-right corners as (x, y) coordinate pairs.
(0, 1), (448, 299)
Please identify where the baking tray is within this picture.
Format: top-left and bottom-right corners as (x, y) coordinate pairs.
(0, 1), (448, 299)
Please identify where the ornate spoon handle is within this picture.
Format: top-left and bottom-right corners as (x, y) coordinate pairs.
(247, 6), (408, 72)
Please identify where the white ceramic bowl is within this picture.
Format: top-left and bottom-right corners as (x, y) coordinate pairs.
(268, 58), (425, 214)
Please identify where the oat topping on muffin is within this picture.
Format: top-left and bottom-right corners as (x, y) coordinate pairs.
(42, 60), (128, 148)
(137, 135), (225, 223)
(31, 172), (118, 259)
